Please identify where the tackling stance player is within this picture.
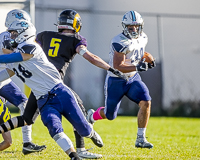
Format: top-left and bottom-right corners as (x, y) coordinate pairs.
(0, 9), (127, 159)
(0, 19), (102, 160)
(87, 11), (156, 149)
(35, 9), (106, 159)
(0, 15), (127, 159)
(0, 9), (46, 154)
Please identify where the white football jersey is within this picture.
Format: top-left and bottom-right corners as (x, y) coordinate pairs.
(6, 38), (63, 99)
(0, 31), (12, 88)
(108, 32), (148, 77)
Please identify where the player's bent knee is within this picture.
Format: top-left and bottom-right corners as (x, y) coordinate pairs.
(106, 114), (116, 120)
(76, 123), (93, 137)
(107, 117), (115, 120)
(44, 122), (64, 138)
(78, 130), (91, 137)
(139, 100), (151, 109)
(77, 127), (92, 137)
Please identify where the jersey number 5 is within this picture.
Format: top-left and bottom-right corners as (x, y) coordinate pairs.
(48, 38), (62, 57)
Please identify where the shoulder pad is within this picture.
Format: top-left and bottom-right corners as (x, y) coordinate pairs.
(76, 34), (87, 47)
(18, 44), (36, 54)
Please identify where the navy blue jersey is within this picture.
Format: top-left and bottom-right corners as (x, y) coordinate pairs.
(36, 31), (87, 77)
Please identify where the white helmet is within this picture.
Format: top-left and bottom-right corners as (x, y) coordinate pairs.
(121, 11), (144, 39)
(7, 20), (36, 44)
(5, 9), (31, 28)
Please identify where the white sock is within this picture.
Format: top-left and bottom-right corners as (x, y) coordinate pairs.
(137, 128), (146, 137)
(18, 101), (32, 143)
(76, 148), (85, 152)
(22, 125), (32, 143)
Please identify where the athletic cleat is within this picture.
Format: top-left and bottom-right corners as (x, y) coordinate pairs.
(77, 148), (103, 159)
(87, 109), (95, 125)
(22, 142), (46, 155)
(71, 157), (82, 160)
(135, 136), (153, 149)
(90, 131), (103, 148)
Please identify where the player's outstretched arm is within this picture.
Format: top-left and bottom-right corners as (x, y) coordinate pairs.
(77, 45), (128, 80)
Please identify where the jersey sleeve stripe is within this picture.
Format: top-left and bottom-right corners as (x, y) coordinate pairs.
(112, 42), (127, 53)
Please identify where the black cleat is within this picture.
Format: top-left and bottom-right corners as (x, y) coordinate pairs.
(22, 142), (46, 155)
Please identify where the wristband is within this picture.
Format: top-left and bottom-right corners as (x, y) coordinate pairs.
(79, 48), (88, 56)
(108, 67), (114, 72)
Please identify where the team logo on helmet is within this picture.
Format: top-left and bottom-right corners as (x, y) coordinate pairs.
(12, 12), (26, 20)
(16, 21), (29, 28)
(122, 15), (127, 21)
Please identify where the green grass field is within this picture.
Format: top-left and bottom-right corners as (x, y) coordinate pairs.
(0, 113), (199, 160)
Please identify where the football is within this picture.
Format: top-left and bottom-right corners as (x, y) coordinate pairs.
(141, 52), (155, 64)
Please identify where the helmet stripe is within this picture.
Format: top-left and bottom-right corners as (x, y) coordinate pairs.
(130, 11), (136, 21)
(73, 13), (81, 32)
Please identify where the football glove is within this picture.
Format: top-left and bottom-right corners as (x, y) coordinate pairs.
(148, 60), (156, 69)
(108, 67), (128, 81)
(2, 39), (17, 50)
(136, 61), (148, 72)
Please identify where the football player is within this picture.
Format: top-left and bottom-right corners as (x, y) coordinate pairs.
(0, 12), (127, 159)
(0, 9), (127, 159)
(0, 19), (103, 160)
(25, 9), (104, 159)
(35, 9), (105, 159)
(0, 9), (46, 154)
(87, 11), (156, 149)
(0, 96), (12, 151)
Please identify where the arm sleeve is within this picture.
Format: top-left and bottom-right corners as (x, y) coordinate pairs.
(0, 52), (23, 63)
